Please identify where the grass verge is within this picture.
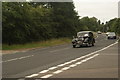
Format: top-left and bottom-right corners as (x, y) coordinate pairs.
(2, 38), (71, 50)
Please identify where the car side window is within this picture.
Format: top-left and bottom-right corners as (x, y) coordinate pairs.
(89, 32), (93, 37)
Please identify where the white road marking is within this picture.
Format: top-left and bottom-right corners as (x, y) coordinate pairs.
(70, 59), (78, 62)
(4, 58), (18, 62)
(61, 67), (70, 71)
(81, 54), (99, 63)
(57, 63), (66, 67)
(48, 67), (57, 70)
(41, 53), (99, 78)
(2, 55), (34, 63)
(75, 62), (82, 65)
(25, 41), (118, 78)
(64, 61), (72, 65)
(53, 70), (63, 74)
(41, 74), (53, 78)
(39, 70), (49, 73)
(26, 74), (39, 78)
(69, 64), (77, 68)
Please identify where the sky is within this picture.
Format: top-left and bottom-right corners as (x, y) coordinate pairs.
(73, 0), (120, 23)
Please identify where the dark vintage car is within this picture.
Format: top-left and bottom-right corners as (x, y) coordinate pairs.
(72, 31), (95, 48)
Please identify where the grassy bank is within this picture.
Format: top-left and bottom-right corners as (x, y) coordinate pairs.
(2, 38), (71, 50)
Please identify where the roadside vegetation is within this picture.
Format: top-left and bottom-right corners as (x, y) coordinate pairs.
(104, 18), (120, 36)
(2, 2), (120, 50)
(3, 38), (71, 50)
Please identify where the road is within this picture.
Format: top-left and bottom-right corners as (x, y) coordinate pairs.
(2, 34), (118, 78)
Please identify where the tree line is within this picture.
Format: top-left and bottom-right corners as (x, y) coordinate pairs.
(2, 2), (105, 45)
(104, 18), (120, 35)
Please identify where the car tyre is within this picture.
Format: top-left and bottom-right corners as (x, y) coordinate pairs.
(73, 45), (76, 48)
(87, 43), (91, 47)
(92, 43), (94, 46)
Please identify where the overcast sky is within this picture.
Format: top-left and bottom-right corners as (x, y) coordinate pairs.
(73, 0), (119, 23)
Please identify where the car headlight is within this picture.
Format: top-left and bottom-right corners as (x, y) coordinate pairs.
(81, 38), (84, 40)
(72, 39), (77, 42)
(79, 37), (84, 41)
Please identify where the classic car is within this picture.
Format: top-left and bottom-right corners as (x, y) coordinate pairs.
(72, 31), (95, 48)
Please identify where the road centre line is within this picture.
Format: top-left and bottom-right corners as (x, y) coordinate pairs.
(26, 52), (98, 78)
(41, 54), (99, 78)
(40, 74), (53, 78)
(26, 41), (118, 78)
(61, 67), (70, 70)
(75, 62), (82, 65)
(68, 64), (77, 68)
(39, 70), (49, 73)
(48, 67), (58, 70)
(25, 74), (39, 78)
(1, 55), (34, 63)
(53, 70), (63, 74)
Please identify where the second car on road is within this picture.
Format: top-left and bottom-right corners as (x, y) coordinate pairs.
(107, 32), (116, 39)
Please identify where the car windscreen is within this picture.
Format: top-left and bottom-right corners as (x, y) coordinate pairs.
(77, 32), (89, 37)
(108, 33), (115, 36)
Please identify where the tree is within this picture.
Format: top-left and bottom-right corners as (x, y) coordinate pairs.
(50, 2), (80, 37)
(104, 18), (120, 35)
(79, 16), (100, 32)
(2, 2), (80, 44)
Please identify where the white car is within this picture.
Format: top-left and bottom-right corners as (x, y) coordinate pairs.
(97, 31), (102, 34)
(107, 32), (116, 39)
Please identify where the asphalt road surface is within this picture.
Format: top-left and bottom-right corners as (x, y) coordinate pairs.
(2, 34), (118, 78)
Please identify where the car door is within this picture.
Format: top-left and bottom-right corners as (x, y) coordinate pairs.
(89, 32), (94, 43)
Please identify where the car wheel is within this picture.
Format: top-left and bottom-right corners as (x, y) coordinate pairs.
(87, 43), (91, 47)
(73, 45), (76, 48)
(92, 43), (94, 46)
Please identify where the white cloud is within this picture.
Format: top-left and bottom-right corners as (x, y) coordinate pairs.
(73, 0), (119, 22)
(73, 0), (119, 3)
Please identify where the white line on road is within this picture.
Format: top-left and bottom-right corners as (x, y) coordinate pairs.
(39, 70), (49, 73)
(40, 53), (99, 78)
(69, 64), (77, 68)
(57, 63), (66, 67)
(1, 55), (34, 63)
(25, 41), (118, 78)
(48, 67), (58, 70)
(61, 67), (70, 71)
(41, 54), (99, 78)
(53, 70), (63, 74)
(75, 62), (82, 65)
(40, 74), (53, 78)
(25, 74), (39, 78)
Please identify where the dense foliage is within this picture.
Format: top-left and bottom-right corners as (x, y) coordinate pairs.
(3, 2), (102, 45)
(104, 18), (120, 35)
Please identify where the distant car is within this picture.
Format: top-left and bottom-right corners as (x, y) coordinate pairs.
(97, 31), (102, 34)
(107, 32), (116, 39)
(72, 31), (95, 48)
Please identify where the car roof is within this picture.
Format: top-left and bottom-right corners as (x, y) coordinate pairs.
(77, 31), (93, 34)
(108, 32), (115, 34)
(109, 32), (115, 33)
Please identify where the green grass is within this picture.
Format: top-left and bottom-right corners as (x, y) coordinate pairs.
(2, 38), (71, 50)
